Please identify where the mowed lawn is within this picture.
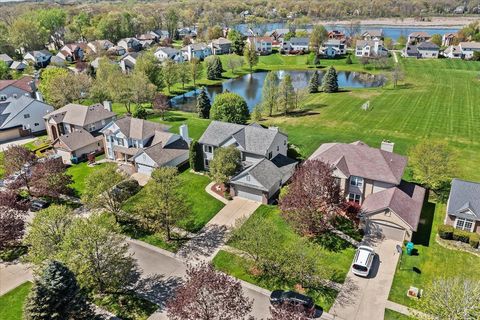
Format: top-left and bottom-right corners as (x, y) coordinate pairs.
(66, 156), (106, 196)
(213, 205), (356, 311)
(384, 308), (414, 320)
(261, 58), (480, 180)
(388, 201), (480, 307)
(0, 282), (31, 320)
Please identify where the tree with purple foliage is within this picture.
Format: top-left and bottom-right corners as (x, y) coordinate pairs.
(269, 303), (311, 320)
(3, 145), (36, 192)
(30, 158), (73, 198)
(0, 206), (26, 251)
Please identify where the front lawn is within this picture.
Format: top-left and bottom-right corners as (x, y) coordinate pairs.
(388, 201), (480, 308)
(212, 205), (357, 312)
(66, 156), (106, 196)
(0, 282), (32, 320)
(384, 308), (414, 320)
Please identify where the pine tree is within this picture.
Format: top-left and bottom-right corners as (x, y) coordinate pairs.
(196, 88), (211, 119)
(278, 74), (295, 115)
(24, 260), (95, 320)
(205, 56), (222, 80)
(322, 67), (339, 93)
(189, 140), (203, 172)
(308, 71), (319, 93)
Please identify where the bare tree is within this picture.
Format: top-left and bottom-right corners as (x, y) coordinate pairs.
(152, 93), (170, 119)
(391, 64), (405, 88)
(269, 303), (311, 320)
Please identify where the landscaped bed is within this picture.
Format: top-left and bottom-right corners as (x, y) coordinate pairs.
(0, 282), (32, 320)
(212, 205), (357, 312)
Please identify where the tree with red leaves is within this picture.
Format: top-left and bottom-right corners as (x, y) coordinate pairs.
(30, 158), (72, 198)
(279, 159), (344, 237)
(3, 145), (37, 192)
(269, 303), (312, 320)
(167, 263), (253, 320)
(0, 202), (26, 250)
(152, 93), (170, 119)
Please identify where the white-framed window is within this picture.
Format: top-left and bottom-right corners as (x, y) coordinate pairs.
(455, 217), (474, 232)
(117, 138), (124, 146)
(348, 193), (361, 203)
(350, 176), (364, 187)
(204, 145), (213, 153)
(268, 151), (273, 160)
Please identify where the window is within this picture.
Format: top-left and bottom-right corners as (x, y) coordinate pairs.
(0, 95), (7, 101)
(23, 114), (30, 119)
(348, 193), (361, 203)
(455, 218), (474, 232)
(284, 140), (287, 146)
(204, 145), (213, 153)
(13, 94), (18, 98)
(34, 123), (39, 126)
(117, 138), (124, 146)
(204, 159), (209, 167)
(350, 176), (364, 187)
(268, 151), (273, 160)
(277, 146), (279, 151)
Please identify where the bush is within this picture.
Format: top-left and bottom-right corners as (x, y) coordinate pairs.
(469, 233), (479, 248)
(452, 229), (471, 243)
(438, 224), (454, 240)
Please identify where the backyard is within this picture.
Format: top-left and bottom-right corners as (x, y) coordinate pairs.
(212, 205), (357, 311)
(0, 282), (31, 320)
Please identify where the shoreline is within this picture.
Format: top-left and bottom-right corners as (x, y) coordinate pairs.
(316, 16), (478, 28)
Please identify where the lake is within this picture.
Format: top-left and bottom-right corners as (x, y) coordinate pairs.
(171, 70), (386, 111)
(234, 22), (460, 41)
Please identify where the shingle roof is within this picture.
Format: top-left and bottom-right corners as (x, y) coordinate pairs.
(356, 40), (383, 48)
(0, 76), (34, 93)
(447, 179), (480, 221)
(460, 41), (480, 49)
(155, 47), (180, 55)
(0, 54), (13, 63)
(44, 103), (115, 127)
(199, 121), (286, 156)
(114, 116), (170, 140)
(363, 29), (383, 37)
(361, 181), (426, 231)
(409, 31), (430, 38)
(53, 130), (100, 151)
(0, 96), (52, 129)
(417, 41), (439, 50)
(211, 37), (232, 45)
(141, 136), (189, 166)
(310, 141), (407, 185)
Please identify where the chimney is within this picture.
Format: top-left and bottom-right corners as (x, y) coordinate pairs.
(103, 100), (112, 112)
(268, 126), (279, 132)
(381, 140), (394, 153)
(179, 124), (191, 145)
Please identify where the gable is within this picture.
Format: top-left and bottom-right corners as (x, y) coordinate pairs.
(133, 151), (156, 166)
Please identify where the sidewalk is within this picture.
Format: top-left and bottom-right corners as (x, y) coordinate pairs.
(0, 262), (33, 295)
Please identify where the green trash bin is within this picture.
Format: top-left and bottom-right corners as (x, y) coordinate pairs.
(406, 242), (414, 255)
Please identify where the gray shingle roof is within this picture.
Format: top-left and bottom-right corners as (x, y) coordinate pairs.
(53, 130), (100, 151)
(114, 116), (170, 140)
(0, 54), (13, 63)
(44, 103), (116, 127)
(310, 141), (407, 185)
(142, 137), (189, 166)
(417, 41), (439, 50)
(0, 96), (53, 129)
(447, 179), (480, 221)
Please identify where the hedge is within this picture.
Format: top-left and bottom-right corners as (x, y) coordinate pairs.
(452, 229), (472, 243)
(469, 233), (480, 249)
(438, 224), (454, 240)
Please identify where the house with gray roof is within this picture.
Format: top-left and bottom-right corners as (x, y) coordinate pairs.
(281, 37), (310, 52)
(182, 43), (212, 61)
(0, 76), (36, 101)
(403, 41), (439, 59)
(362, 30), (384, 41)
(23, 50), (52, 68)
(154, 47), (184, 63)
(407, 31), (431, 44)
(0, 54), (13, 67)
(199, 121), (297, 203)
(445, 179), (480, 234)
(209, 37), (233, 55)
(310, 140), (426, 241)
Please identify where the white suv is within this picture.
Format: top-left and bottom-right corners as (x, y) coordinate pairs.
(351, 246), (375, 277)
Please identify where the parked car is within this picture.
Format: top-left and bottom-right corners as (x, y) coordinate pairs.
(270, 290), (315, 316)
(351, 245), (375, 277)
(30, 199), (50, 212)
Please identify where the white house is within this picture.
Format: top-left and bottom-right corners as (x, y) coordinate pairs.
(154, 47), (184, 62)
(458, 42), (480, 59)
(403, 41), (439, 58)
(355, 40), (388, 57)
(246, 37), (274, 54)
(181, 43), (212, 61)
(23, 50), (52, 68)
(321, 40), (347, 58)
(281, 37), (309, 52)
(0, 96), (54, 142)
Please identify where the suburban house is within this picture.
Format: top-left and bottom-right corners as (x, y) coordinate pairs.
(321, 39), (347, 58)
(120, 52), (141, 73)
(56, 43), (88, 62)
(87, 40), (114, 55)
(44, 102), (116, 164)
(0, 96), (54, 142)
(447, 42), (480, 59)
(101, 117), (189, 175)
(0, 54), (13, 67)
(154, 47), (184, 63)
(362, 30), (384, 41)
(137, 33), (159, 44)
(198, 121), (297, 203)
(246, 36), (274, 54)
(178, 27), (197, 39)
(117, 38), (143, 52)
(182, 43), (212, 61)
(443, 45), (463, 59)
(23, 50), (52, 68)
(403, 41), (439, 58)
(445, 179), (480, 234)
(107, 45), (127, 56)
(10, 61), (27, 72)
(209, 37), (233, 55)
(281, 37), (310, 52)
(265, 28), (311, 42)
(407, 31), (431, 44)
(150, 30), (169, 41)
(355, 40), (388, 57)
(328, 30), (346, 40)
(310, 140), (426, 242)
(442, 33), (457, 46)
(0, 76), (37, 100)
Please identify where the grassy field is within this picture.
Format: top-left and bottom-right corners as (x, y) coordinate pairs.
(384, 308), (415, 320)
(212, 205), (357, 311)
(0, 282), (31, 320)
(388, 201), (480, 307)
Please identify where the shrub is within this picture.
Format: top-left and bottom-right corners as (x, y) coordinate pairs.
(469, 233), (479, 248)
(452, 229), (471, 243)
(438, 224), (454, 240)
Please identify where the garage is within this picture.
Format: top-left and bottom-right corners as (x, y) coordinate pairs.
(366, 220), (406, 242)
(234, 185), (264, 203)
(0, 127), (21, 142)
(136, 164), (154, 176)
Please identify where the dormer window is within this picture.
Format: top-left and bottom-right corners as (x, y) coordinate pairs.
(350, 176), (363, 187)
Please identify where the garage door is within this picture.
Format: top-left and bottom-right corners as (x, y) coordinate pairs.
(367, 221), (406, 242)
(235, 185), (264, 202)
(137, 164), (153, 176)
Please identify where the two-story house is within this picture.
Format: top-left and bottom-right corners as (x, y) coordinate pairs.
(355, 40), (389, 57)
(44, 101), (116, 164)
(310, 140), (426, 241)
(23, 50), (52, 68)
(87, 40), (114, 55)
(101, 116), (189, 175)
(182, 43), (212, 61)
(321, 39), (347, 58)
(117, 38), (143, 53)
(198, 121), (297, 203)
(361, 30), (384, 41)
(154, 47), (184, 63)
(0, 76), (37, 101)
(246, 37), (274, 54)
(56, 43), (88, 62)
(209, 37), (233, 55)
(119, 52), (141, 73)
(403, 41), (439, 59)
(407, 31), (431, 44)
(281, 37), (310, 52)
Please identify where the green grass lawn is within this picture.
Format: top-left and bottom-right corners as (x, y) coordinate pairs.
(388, 201), (480, 308)
(66, 156), (106, 196)
(0, 282), (32, 320)
(384, 308), (415, 320)
(212, 205), (357, 311)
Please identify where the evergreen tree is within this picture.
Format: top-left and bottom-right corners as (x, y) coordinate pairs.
(24, 260), (95, 320)
(196, 88), (211, 119)
(308, 71), (320, 93)
(205, 56), (222, 80)
(189, 140), (203, 172)
(322, 67), (339, 93)
(278, 74), (295, 115)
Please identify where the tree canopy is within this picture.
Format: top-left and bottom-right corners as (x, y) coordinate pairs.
(210, 92), (249, 124)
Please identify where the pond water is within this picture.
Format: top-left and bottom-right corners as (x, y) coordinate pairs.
(234, 22), (460, 41)
(171, 70), (386, 111)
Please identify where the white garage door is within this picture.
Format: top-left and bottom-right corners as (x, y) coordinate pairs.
(367, 221), (406, 242)
(235, 186), (264, 202)
(137, 164), (153, 176)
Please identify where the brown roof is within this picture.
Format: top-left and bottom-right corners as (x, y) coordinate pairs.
(114, 116), (170, 140)
(361, 181), (426, 231)
(141, 137), (189, 166)
(0, 76), (34, 93)
(44, 103), (116, 127)
(310, 141), (407, 185)
(53, 130), (101, 151)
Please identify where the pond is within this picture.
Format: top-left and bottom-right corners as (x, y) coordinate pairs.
(171, 70), (386, 112)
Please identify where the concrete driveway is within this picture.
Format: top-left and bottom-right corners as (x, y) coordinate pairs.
(0, 136), (37, 151)
(330, 237), (401, 320)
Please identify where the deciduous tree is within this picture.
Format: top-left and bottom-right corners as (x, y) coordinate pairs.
(0, 207), (25, 251)
(210, 92), (249, 124)
(163, 59), (178, 93)
(309, 25), (328, 52)
(243, 43), (258, 73)
(135, 51), (164, 89)
(164, 8), (179, 41)
(167, 263), (253, 320)
(152, 93), (170, 119)
(0, 61), (10, 80)
(391, 64), (404, 88)
(196, 87), (211, 119)
(278, 74), (295, 115)
(206, 25), (223, 40)
(262, 71), (279, 116)
(177, 62), (191, 89)
(30, 158), (72, 198)
(269, 304), (311, 320)
(430, 34), (442, 47)
(9, 14), (49, 51)
(3, 145), (36, 193)
(227, 30), (245, 55)
(209, 146), (241, 185)
(190, 58), (203, 85)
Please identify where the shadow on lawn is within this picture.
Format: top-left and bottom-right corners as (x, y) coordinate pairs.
(411, 200), (436, 247)
(315, 232), (353, 252)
